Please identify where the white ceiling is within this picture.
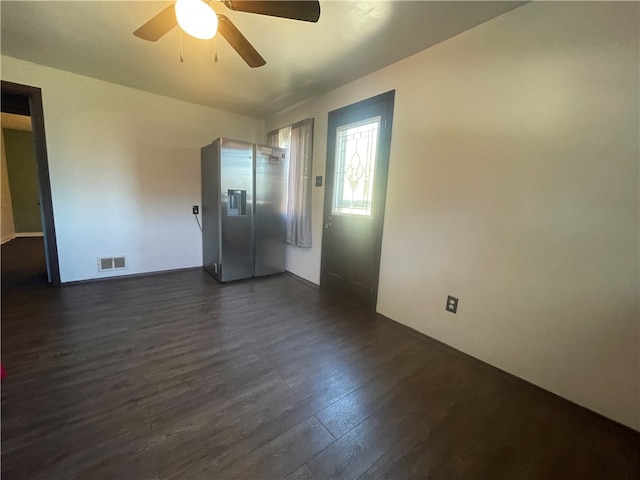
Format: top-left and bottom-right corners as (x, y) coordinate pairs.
(1, 1), (526, 118)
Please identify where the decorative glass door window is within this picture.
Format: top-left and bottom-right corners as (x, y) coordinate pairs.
(332, 116), (380, 216)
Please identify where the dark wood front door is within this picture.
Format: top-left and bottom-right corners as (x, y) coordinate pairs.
(320, 91), (395, 309)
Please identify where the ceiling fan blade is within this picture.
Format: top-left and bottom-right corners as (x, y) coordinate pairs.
(222, 1), (320, 23)
(217, 15), (266, 68)
(133, 4), (177, 42)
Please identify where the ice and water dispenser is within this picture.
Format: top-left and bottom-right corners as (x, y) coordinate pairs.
(227, 189), (247, 216)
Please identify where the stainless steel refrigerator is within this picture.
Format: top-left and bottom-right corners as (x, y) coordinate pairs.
(201, 138), (288, 282)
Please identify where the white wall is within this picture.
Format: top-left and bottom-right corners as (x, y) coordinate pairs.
(266, 2), (639, 430)
(1, 56), (264, 282)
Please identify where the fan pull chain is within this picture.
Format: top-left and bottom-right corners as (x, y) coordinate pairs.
(214, 35), (218, 63)
(180, 29), (184, 63)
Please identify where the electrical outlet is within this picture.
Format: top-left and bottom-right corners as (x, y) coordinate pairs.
(446, 295), (458, 314)
(192, 205), (199, 215)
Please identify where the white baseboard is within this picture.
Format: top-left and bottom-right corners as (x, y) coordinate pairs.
(2, 232), (44, 244)
(1, 233), (16, 245)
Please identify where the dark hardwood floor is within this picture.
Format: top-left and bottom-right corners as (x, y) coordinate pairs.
(1, 269), (638, 480)
(1, 237), (48, 290)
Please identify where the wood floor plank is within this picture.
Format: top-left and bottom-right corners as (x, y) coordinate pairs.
(2, 409), (153, 480)
(284, 464), (318, 480)
(207, 416), (335, 480)
(154, 335), (427, 478)
(314, 343), (442, 439)
(1, 268), (638, 480)
(307, 356), (479, 480)
(364, 367), (502, 479)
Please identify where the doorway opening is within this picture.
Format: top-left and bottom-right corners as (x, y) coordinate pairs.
(320, 90), (395, 310)
(1, 81), (60, 288)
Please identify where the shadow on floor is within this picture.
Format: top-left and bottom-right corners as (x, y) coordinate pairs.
(1, 237), (48, 290)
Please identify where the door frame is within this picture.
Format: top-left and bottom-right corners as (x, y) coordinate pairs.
(2, 80), (61, 285)
(320, 90), (395, 309)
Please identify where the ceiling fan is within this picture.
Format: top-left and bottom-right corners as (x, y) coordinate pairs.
(133, 0), (321, 68)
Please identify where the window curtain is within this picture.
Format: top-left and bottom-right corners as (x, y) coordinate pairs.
(286, 119), (314, 247)
(267, 130), (279, 148)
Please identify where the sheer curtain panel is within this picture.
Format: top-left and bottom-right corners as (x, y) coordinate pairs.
(268, 120), (314, 247)
(267, 130), (279, 148)
(287, 119), (314, 247)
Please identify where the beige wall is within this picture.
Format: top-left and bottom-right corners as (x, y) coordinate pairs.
(1, 130), (16, 243)
(266, 2), (639, 430)
(1, 56), (265, 282)
(3, 128), (42, 233)
(1, 113), (35, 242)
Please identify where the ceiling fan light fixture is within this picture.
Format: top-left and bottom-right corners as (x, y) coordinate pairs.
(175, 0), (218, 40)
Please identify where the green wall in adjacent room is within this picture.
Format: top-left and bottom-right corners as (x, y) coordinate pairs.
(3, 128), (42, 233)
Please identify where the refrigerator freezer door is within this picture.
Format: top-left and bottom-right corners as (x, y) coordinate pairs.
(254, 145), (288, 276)
(220, 138), (254, 282)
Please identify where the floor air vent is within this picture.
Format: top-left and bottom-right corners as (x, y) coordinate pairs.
(98, 256), (127, 272)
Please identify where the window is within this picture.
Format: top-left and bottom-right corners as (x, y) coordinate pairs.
(332, 116), (380, 217)
(269, 126), (291, 152)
